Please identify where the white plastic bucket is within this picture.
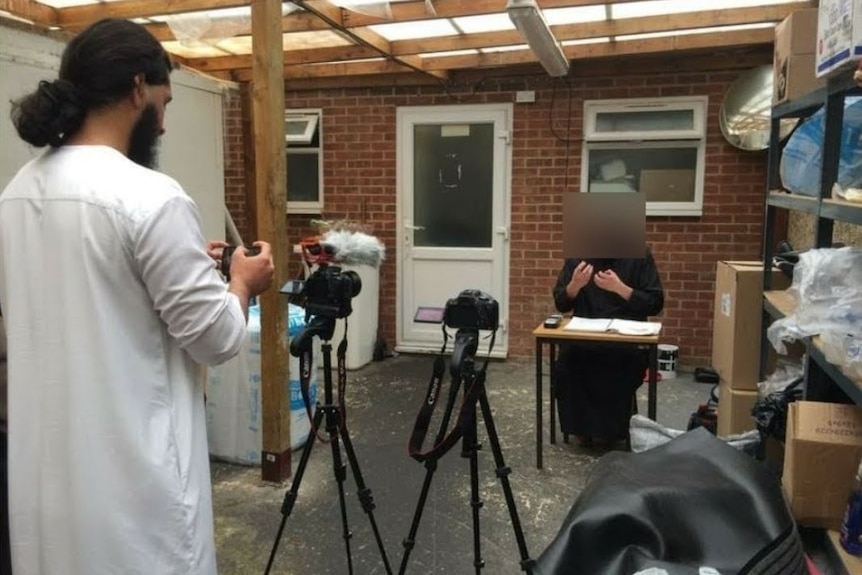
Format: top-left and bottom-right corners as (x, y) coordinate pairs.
(657, 344), (679, 380)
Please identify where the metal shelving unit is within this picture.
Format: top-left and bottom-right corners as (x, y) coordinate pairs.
(760, 70), (862, 406)
(762, 290), (862, 405)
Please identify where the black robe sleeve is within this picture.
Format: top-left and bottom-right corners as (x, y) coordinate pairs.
(553, 258), (579, 314)
(624, 249), (665, 318)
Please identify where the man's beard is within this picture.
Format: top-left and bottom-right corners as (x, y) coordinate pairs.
(128, 104), (161, 169)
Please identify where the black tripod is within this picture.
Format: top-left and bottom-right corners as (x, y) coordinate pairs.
(264, 315), (393, 575)
(399, 329), (535, 575)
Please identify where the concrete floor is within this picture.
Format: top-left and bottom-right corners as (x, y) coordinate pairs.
(209, 354), (712, 575)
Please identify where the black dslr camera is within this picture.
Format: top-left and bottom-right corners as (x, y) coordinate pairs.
(444, 289), (499, 331)
(220, 244), (261, 282)
(282, 264), (361, 319)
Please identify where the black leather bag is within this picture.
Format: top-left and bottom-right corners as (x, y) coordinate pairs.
(535, 429), (806, 575)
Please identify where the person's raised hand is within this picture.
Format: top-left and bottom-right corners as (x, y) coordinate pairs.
(593, 268), (632, 300)
(566, 261), (593, 299)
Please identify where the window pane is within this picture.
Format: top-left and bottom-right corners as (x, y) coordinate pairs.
(287, 153), (320, 202)
(587, 147), (697, 202)
(595, 109), (694, 133)
(286, 119), (309, 136)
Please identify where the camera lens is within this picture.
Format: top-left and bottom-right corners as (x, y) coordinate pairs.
(343, 270), (362, 298)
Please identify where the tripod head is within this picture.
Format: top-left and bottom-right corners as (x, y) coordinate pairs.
(450, 329), (480, 380)
(289, 315), (337, 357)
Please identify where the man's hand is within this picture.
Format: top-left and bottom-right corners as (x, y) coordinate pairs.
(206, 240), (230, 264)
(593, 269), (633, 300)
(228, 241), (275, 299)
(566, 261), (593, 299)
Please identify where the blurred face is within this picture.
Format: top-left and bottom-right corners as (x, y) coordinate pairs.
(128, 82), (171, 169)
(562, 192), (646, 259)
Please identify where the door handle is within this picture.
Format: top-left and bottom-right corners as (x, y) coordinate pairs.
(405, 224), (426, 231)
(496, 226), (509, 241)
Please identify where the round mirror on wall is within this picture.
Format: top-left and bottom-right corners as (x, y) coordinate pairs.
(719, 65), (799, 151)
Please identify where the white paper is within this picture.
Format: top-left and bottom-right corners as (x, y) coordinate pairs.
(563, 316), (661, 336)
(608, 319), (662, 336)
(563, 317), (612, 332)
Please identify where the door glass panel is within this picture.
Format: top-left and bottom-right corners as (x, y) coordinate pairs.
(413, 123), (494, 248)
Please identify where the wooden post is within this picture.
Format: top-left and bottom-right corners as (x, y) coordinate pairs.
(251, 0), (291, 483)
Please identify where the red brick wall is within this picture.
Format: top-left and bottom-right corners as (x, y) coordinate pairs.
(224, 64), (769, 369)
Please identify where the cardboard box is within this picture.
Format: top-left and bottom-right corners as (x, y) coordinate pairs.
(639, 169), (695, 202)
(816, 0), (862, 78)
(775, 10), (826, 104)
(783, 401), (862, 529)
(827, 530), (862, 575)
(776, 53), (826, 105)
(711, 261), (791, 390)
(717, 378), (759, 436)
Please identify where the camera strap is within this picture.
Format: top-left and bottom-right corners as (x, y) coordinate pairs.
(296, 319), (350, 443)
(407, 327), (495, 464)
(337, 321), (348, 427)
(297, 345), (318, 440)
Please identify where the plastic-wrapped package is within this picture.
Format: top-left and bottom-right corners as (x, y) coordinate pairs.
(205, 302), (318, 465)
(780, 97), (862, 197)
(758, 359), (804, 397)
(833, 182), (862, 204)
(820, 331), (862, 381)
(768, 247), (862, 355)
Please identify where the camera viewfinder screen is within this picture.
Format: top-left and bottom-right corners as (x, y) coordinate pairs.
(414, 307), (445, 324)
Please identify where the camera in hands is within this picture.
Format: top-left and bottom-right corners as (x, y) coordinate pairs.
(220, 244), (261, 282)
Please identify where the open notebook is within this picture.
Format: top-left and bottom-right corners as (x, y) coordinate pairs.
(563, 316), (662, 336)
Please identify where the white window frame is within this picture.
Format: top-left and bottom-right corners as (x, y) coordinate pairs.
(581, 96), (708, 217)
(285, 112), (319, 145)
(286, 108), (323, 214)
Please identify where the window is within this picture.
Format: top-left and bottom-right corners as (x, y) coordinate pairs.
(286, 109), (323, 214)
(581, 96), (707, 216)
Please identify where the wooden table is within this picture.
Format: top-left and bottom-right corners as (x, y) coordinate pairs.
(533, 324), (661, 469)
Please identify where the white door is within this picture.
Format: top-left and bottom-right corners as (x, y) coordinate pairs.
(396, 103), (512, 357)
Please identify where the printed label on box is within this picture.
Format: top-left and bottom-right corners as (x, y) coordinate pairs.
(813, 418), (862, 441)
(721, 293), (732, 317)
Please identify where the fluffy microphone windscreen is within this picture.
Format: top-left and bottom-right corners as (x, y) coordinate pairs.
(321, 229), (386, 268)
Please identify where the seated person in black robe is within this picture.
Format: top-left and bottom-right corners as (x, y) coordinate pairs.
(552, 249), (665, 445)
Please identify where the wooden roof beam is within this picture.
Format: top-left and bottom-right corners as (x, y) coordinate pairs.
(1, 0), (58, 26)
(188, 44), (381, 72)
(293, 0), (446, 80)
(391, 3), (806, 56)
(232, 58), (431, 82)
(57, 0), (252, 28)
(419, 27), (776, 71)
(143, 11), (331, 43)
(341, 0), (652, 27)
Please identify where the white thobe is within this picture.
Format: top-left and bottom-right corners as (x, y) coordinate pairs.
(0, 145), (247, 575)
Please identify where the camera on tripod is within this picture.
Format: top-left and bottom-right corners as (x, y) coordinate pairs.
(281, 264), (361, 319)
(443, 289), (499, 331)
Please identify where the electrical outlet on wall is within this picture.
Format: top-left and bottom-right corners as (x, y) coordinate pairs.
(515, 90), (536, 103)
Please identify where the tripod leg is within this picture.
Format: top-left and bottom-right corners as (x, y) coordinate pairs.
(397, 457), (439, 575)
(476, 384), (536, 575)
(399, 372), (464, 575)
(264, 404), (325, 575)
(462, 403), (485, 575)
(338, 420), (394, 575)
(325, 406), (356, 575)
